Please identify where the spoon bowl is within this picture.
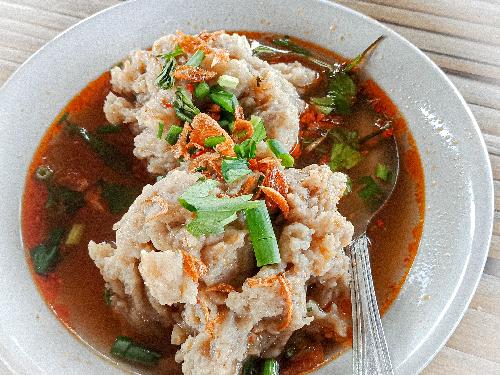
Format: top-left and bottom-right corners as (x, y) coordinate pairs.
(340, 133), (400, 238)
(342, 130), (400, 375)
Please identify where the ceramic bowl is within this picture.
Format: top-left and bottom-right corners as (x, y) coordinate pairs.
(0, 0), (493, 373)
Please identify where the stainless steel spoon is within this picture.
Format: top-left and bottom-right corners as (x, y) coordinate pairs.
(341, 132), (399, 375)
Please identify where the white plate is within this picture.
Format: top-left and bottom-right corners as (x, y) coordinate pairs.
(0, 0), (493, 374)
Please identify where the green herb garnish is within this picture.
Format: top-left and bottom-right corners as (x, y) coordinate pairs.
(156, 58), (177, 89)
(221, 158), (252, 183)
(101, 182), (140, 214)
(174, 87), (200, 122)
(310, 36), (383, 115)
(111, 336), (161, 365)
(311, 71), (356, 115)
(233, 116), (267, 160)
(358, 176), (384, 207)
(234, 139), (257, 159)
(179, 179), (259, 237)
(329, 129), (361, 171)
(209, 85), (238, 113)
(166, 124), (183, 145)
(156, 45), (184, 90)
(250, 115), (266, 142)
(344, 36), (384, 73)
(267, 139), (294, 167)
(185, 50), (205, 67)
(66, 122), (131, 172)
(194, 82), (210, 99)
(30, 228), (65, 275)
(242, 357), (260, 375)
(97, 124), (122, 134)
(246, 201), (281, 267)
(375, 163), (390, 182)
(272, 36), (311, 56)
(252, 45), (276, 55)
(204, 135), (226, 148)
(160, 45), (184, 61)
(46, 185), (85, 216)
(156, 122), (165, 139)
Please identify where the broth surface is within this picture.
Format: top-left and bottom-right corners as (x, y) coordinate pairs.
(22, 32), (424, 374)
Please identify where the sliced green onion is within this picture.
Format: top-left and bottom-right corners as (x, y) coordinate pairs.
(262, 358), (280, 375)
(104, 287), (112, 306)
(185, 50), (205, 67)
(209, 87), (238, 113)
(267, 139), (294, 168)
(35, 165), (53, 181)
(65, 223), (84, 246)
(156, 122), (165, 139)
(217, 74), (239, 90)
(111, 336), (161, 365)
(166, 125), (183, 145)
(204, 135), (226, 148)
(245, 201), (281, 267)
(194, 82), (210, 99)
(375, 163), (390, 182)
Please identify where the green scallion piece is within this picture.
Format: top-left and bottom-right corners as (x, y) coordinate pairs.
(156, 122), (165, 139)
(245, 201), (281, 267)
(65, 223), (84, 246)
(35, 165), (53, 181)
(111, 336), (161, 365)
(185, 50), (205, 67)
(267, 139), (294, 168)
(262, 358), (280, 375)
(209, 87), (238, 113)
(166, 125), (183, 145)
(217, 74), (239, 90)
(204, 135), (226, 148)
(195, 82), (210, 99)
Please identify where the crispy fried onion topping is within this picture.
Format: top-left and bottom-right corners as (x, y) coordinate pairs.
(247, 273), (292, 331)
(174, 65), (217, 83)
(181, 251), (207, 282)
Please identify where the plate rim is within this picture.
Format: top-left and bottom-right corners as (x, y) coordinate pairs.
(0, 0), (494, 373)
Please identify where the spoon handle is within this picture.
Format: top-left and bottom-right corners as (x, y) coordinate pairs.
(349, 234), (394, 375)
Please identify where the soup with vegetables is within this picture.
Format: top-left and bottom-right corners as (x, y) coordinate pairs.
(22, 31), (424, 375)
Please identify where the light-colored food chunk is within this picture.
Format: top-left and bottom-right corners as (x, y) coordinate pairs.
(104, 31), (312, 175)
